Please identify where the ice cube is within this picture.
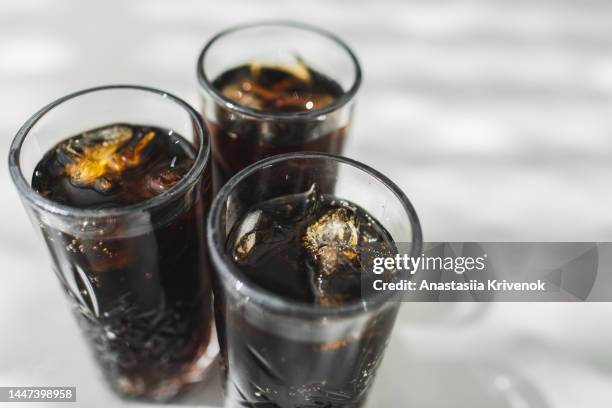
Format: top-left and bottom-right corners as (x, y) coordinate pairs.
(232, 209), (264, 262)
(231, 186), (320, 264)
(221, 82), (264, 110)
(63, 126), (155, 188)
(303, 207), (360, 276)
(146, 163), (189, 195)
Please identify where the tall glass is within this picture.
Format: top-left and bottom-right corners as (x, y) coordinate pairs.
(207, 153), (422, 407)
(8, 85), (218, 401)
(197, 22), (362, 190)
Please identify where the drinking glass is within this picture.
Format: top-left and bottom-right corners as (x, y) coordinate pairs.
(197, 22), (362, 190)
(8, 85), (218, 401)
(207, 152), (422, 407)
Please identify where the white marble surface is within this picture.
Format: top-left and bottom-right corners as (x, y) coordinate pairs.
(1, 0), (612, 407)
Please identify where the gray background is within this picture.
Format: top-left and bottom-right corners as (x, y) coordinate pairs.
(1, 0), (612, 406)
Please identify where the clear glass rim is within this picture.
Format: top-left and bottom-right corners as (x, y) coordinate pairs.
(207, 152), (423, 318)
(8, 84), (211, 219)
(196, 20), (362, 120)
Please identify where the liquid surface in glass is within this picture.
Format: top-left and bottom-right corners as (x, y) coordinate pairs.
(214, 62), (342, 113)
(33, 123), (194, 207)
(208, 63), (349, 187)
(227, 184), (395, 307)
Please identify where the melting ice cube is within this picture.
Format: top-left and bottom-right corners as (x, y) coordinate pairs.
(63, 125), (155, 189)
(145, 163), (189, 195)
(303, 207), (360, 276)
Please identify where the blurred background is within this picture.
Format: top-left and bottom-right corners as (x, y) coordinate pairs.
(1, 0), (611, 406)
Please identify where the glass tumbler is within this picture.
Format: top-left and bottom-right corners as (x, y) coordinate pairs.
(197, 21), (362, 190)
(207, 153), (422, 407)
(8, 85), (218, 401)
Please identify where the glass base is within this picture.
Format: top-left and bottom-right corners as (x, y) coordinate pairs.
(107, 323), (219, 402)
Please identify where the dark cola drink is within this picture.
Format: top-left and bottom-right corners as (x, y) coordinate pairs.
(31, 124), (214, 400)
(209, 62), (347, 187)
(219, 184), (398, 407)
